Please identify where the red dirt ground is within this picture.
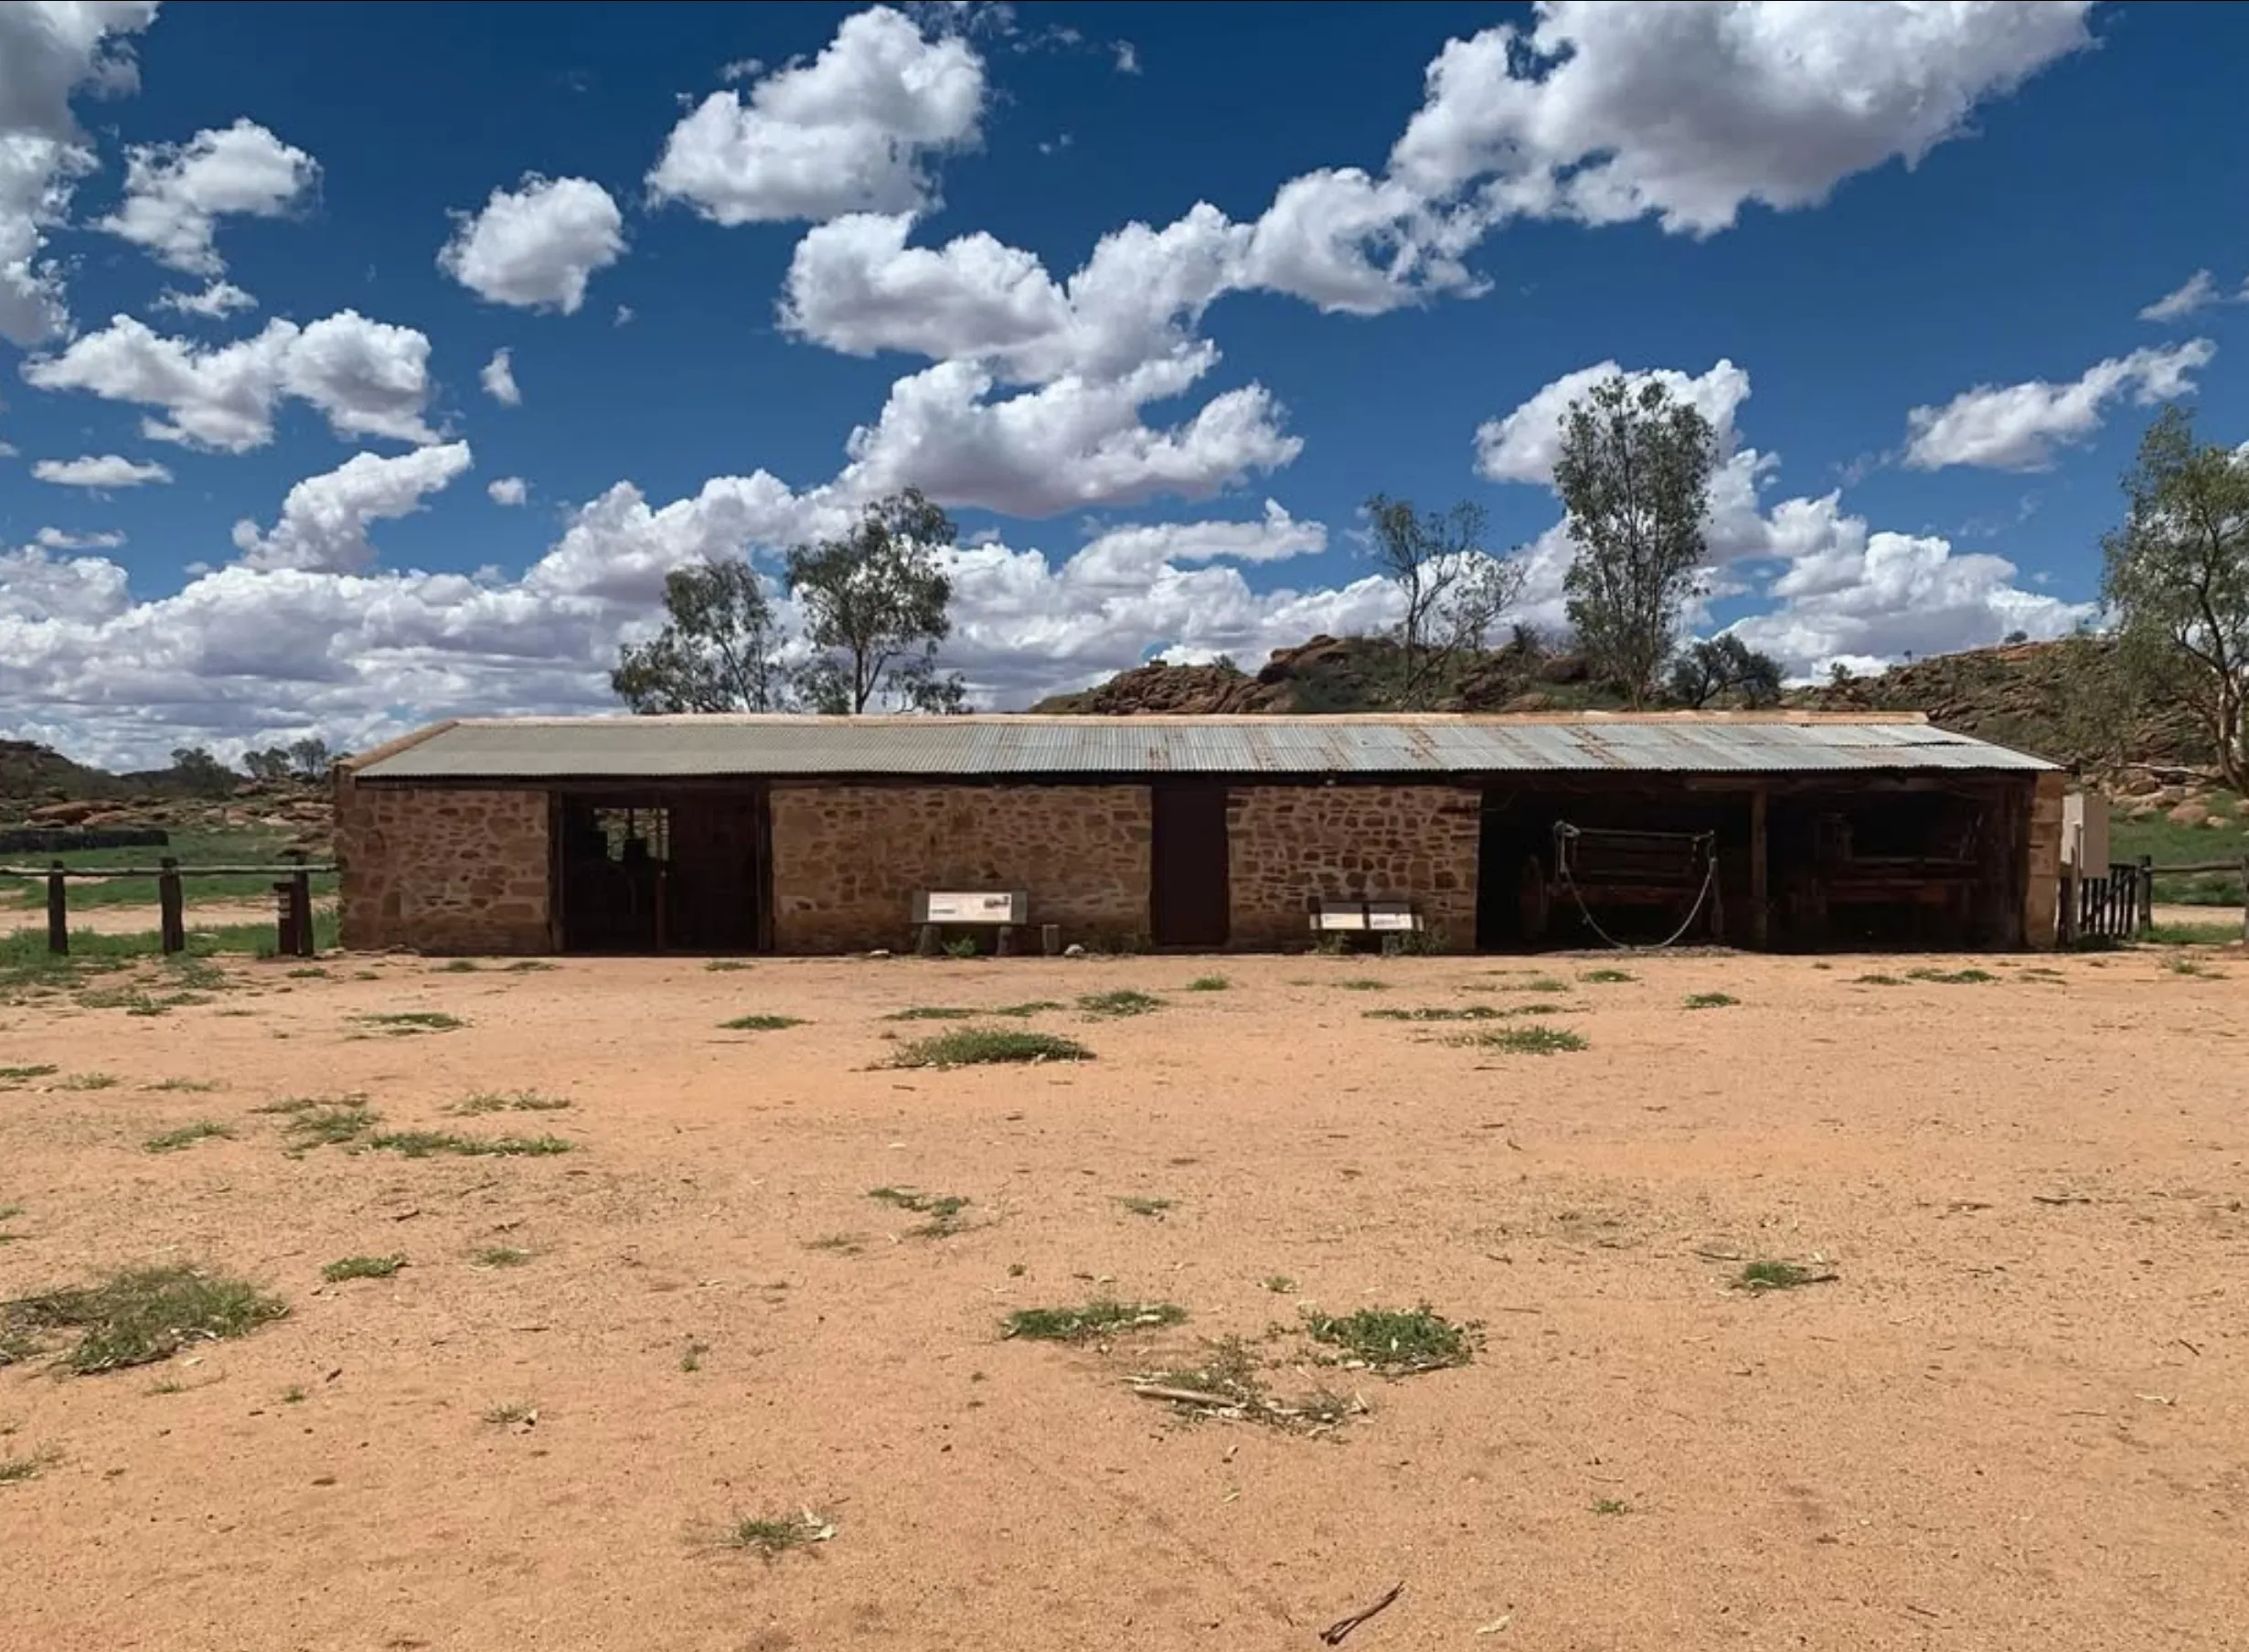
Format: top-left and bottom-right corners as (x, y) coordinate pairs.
(1, 944), (2244, 1650)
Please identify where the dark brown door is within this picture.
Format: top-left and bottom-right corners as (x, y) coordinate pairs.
(1150, 783), (1230, 948)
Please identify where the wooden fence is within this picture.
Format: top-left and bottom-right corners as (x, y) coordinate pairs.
(0, 854), (334, 958)
(2058, 854), (2249, 946)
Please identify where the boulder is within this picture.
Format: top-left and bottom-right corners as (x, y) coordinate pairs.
(2168, 802), (2211, 827)
(27, 799), (101, 826)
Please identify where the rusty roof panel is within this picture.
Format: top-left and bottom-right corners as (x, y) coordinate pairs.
(349, 713), (2056, 782)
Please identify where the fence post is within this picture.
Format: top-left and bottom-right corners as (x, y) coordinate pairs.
(288, 849), (314, 957)
(2057, 863), (2077, 949)
(46, 859), (67, 955)
(158, 856), (186, 954)
(2137, 855), (2154, 937)
(2242, 854), (2248, 945)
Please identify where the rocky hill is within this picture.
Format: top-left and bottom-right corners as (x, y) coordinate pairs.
(2, 741), (334, 850)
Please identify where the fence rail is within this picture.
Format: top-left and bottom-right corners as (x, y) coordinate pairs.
(0, 854), (335, 958)
(2058, 853), (2249, 946)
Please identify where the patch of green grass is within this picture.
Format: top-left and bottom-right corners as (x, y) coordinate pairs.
(1683, 992), (1739, 1009)
(320, 1253), (405, 1283)
(803, 1232), (865, 1255)
(719, 1013), (804, 1031)
(884, 1005), (976, 1021)
(74, 984), (210, 1016)
(893, 1027), (1093, 1067)
(482, 1401), (536, 1426)
(1261, 1274), (1297, 1295)
(471, 1245), (531, 1268)
(1591, 1497), (1633, 1516)
(1077, 988), (1163, 1017)
(714, 1510), (836, 1559)
(504, 959), (557, 973)
(0, 1063), (59, 1083)
(59, 1071), (118, 1091)
(679, 1338), (710, 1373)
(143, 1121), (231, 1154)
(704, 959), (752, 972)
(2112, 797), (2247, 905)
(364, 1130), (574, 1159)
(436, 959), (484, 974)
(1579, 968), (1635, 984)
(1363, 1004), (1502, 1021)
(281, 1385), (307, 1404)
(2, 1263), (285, 1374)
(1002, 1300), (1188, 1342)
(258, 1094), (378, 1149)
(2164, 955), (2219, 978)
(0, 829), (336, 911)
(867, 1187), (970, 1236)
(353, 1010), (466, 1034)
(1451, 1024), (1587, 1054)
(1336, 977), (1391, 991)
(447, 1090), (571, 1115)
(991, 999), (1064, 1016)
(141, 1077), (222, 1093)
(0, 1445), (60, 1484)
(1508, 975), (1572, 993)
(1732, 1259), (1828, 1292)
(1116, 1196), (1173, 1219)
(2145, 922), (2241, 945)
(285, 966), (328, 979)
(0, 1203), (23, 1223)
(1184, 975), (1231, 991)
(942, 936), (980, 959)
(1305, 1305), (1476, 1373)
(1906, 967), (1997, 986)
(1854, 973), (1904, 986)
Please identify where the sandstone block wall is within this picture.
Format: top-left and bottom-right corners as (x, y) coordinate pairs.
(336, 778), (550, 954)
(770, 784), (1150, 953)
(1227, 784), (1480, 951)
(2023, 770), (2066, 949)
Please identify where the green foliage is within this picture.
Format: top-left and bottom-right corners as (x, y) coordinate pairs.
(786, 488), (965, 713)
(1362, 494), (1522, 709)
(719, 1013), (804, 1031)
(2145, 921), (2241, 944)
(3, 1263), (285, 1374)
(364, 1131), (574, 1158)
(1452, 1024), (1587, 1054)
(353, 1011), (465, 1034)
(891, 1028), (1093, 1067)
(1579, 967), (1635, 984)
(143, 1121), (231, 1153)
(472, 1246), (531, 1268)
(1668, 634), (1783, 709)
(1363, 1004), (1502, 1021)
(1733, 1260), (1822, 1292)
(714, 1510), (836, 1559)
(321, 1253), (405, 1283)
(447, 1090), (571, 1115)
(1304, 1305), (1476, 1373)
(612, 558), (791, 713)
(1076, 988), (1162, 1017)
(1185, 975), (1231, 991)
(1115, 1195), (1173, 1218)
(1683, 992), (1739, 1009)
(2110, 794), (2247, 905)
(1906, 967), (1996, 985)
(1001, 1300), (1187, 1341)
(1555, 374), (1720, 704)
(2102, 407), (2249, 789)
(242, 737), (335, 783)
(868, 1187), (971, 1236)
(261, 1095), (378, 1149)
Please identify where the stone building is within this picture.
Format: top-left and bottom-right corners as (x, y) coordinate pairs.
(335, 712), (2064, 956)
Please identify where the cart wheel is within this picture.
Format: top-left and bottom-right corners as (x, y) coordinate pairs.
(1519, 854), (1550, 941)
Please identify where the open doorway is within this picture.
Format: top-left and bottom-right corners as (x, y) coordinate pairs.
(554, 790), (770, 954)
(1150, 783), (1230, 948)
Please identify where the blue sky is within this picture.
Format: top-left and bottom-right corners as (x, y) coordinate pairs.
(4, 0), (2245, 764)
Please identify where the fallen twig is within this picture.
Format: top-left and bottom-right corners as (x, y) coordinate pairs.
(1320, 1582), (1403, 1646)
(1131, 1384), (1242, 1410)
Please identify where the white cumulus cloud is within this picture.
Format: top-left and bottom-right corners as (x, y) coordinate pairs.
(0, 0), (160, 345)
(481, 346), (521, 406)
(231, 443), (474, 574)
(21, 309), (440, 452)
(97, 118), (319, 275)
(438, 174), (624, 314)
(1476, 357), (1753, 485)
(487, 475), (528, 506)
(152, 279), (258, 318)
(648, 5), (986, 224)
(31, 453), (172, 487)
(1903, 341), (2216, 472)
(36, 526), (126, 550)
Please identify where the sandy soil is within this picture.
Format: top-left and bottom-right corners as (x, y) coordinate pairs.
(1, 945), (2244, 1651)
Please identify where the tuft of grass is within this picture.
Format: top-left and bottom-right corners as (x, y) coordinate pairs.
(2163, 955), (2218, 977)
(1683, 992), (1739, 1009)
(883, 1005), (975, 1021)
(1500, 975), (1572, 994)
(715, 1510), (836, 1559)
(1077, 988), (1163, 1018)
(471, 1245), (531, 1268)
(365, 1130), (574, 1159)
(59, 1071), (118, 1091)
(679, 1339), (711, 1373)
(2145, 921), (2240, 946)
(321, 1253), (405, 1283)
(0, 1063), (59, 1084)
(942, 936), (980, 959)
(143, 1121), (231, 1154)
(281, 1385), (307, 1404)
(1184, 975), (1231, 992)
(1854, 972), (1904, 986)
(802, 1233), (864, 1256)
(705, 959), (752, 972)
(1732, 1259), (1830, 1292)
(504, 958), (557, 973)
(1002, 1300), (1188, 1342)
(867, 1187), (970, 1236)
(3, 1263), (285, 1374)
(354, 1011), (466, 1034)
(1363, 1004), (1501, 1022)
(1451, 1024), (1587, 1055)
(1116, 1195), (1173, 1219)
(447, 1090), (571, 1116)
(1905, 967), (1996, 986)
(1579, 968), (1636, 984)
(1336, 977), (1391, 992)
(1261, 1274), (1298, 1295)
(0, 1445), (60, 1485)
(141, 1077), (222, 1093)
(436, 959), (484, 974)
(719, 1013), (804, 1031)
(259, 1095), (378, 1149)
(1305, 1305), (1476, 1374)
(991, 999), (1064, 1017)
(1591, 1497), (1633, 1516)
(893, 1027), (1093, 1068)
(482, 1401), (537, 1426)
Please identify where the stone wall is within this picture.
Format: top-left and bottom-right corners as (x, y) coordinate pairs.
(2023, 770), (2066, 949)
(336, 778), (550, 954)
(770, 784), (1150, 953)
(1226, 784), (1481, 951)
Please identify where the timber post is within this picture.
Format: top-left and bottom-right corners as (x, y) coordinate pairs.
(158, 856), (186, 954)
(46, 860), (67, 955)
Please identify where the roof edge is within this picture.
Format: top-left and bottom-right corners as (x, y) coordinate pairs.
(421, 709), (1940, 730)
(341, 719), (459, 775)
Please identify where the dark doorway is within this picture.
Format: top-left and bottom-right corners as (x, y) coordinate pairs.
(1150, 783), (1230, 948)
(555, 789), (770, 954)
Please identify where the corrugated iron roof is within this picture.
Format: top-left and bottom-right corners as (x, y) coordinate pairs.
(349, 713), (2056, 781)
